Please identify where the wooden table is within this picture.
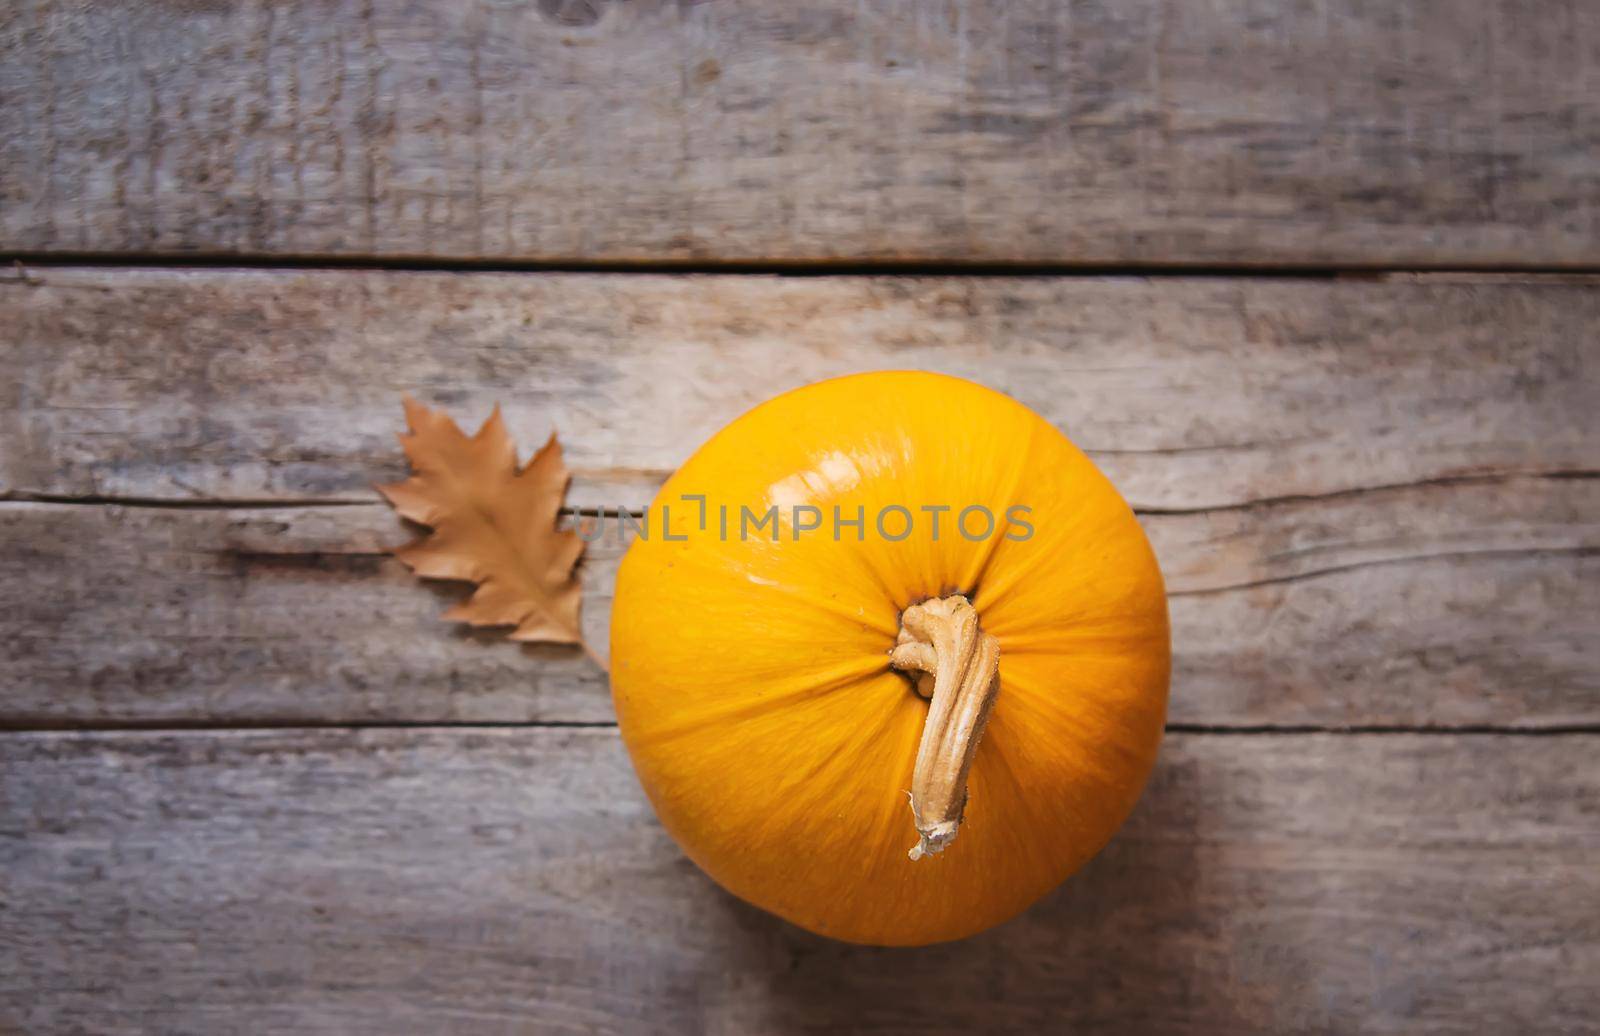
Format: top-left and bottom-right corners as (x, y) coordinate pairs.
(3, 3), (1597, 1032)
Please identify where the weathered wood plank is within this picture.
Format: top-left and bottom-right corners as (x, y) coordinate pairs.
(5, 469), (1595, 727)
(1, 501), (616, 726)
(1, 729), (1595, 1034)
(5, 269), (1596, 513)
(3, 0), (1598, 264)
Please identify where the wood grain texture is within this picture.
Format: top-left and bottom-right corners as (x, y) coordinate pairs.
(3, 0), (1599, 265)
(4, 470), (1596, 727)
(1, 728), (1595, 1034)
(5, 268), (1595, 727)
(5, 269), (1596, 513)
(1, 502), (617, 727)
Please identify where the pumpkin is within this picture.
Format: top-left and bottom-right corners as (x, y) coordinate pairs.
(610, 371), (1170, 946)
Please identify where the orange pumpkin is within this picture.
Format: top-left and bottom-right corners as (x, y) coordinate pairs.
(610, 372), (1170, 945)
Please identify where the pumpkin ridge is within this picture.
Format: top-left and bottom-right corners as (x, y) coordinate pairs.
(624, 654), (891, 746)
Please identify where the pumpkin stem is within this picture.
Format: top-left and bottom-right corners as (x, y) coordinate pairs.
(889, 594), (1000, 861)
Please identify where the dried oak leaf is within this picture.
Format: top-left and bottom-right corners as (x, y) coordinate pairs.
(378, 397), (584, 645)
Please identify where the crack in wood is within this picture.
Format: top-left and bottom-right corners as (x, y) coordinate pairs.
(4, 720), (1597, 736)
(12, 251), (1600, 277)
(1132, 470), (1600, 516)
(1166, 546), (1600, 597)
(7, 469), (1598, 518)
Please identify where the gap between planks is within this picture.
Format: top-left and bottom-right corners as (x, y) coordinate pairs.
(4, 721), (1598, 736)
(7, 469), (1599, 517)
(9, 255), (1600, 281)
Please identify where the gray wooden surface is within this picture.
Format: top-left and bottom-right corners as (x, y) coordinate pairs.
(7, 270), (1596, 511)
(3, 729), (1597, 1035)
(4, 0), (1600, 265)
(3, 2), (1600, 1032)
(2, 267), (1597, 1033)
